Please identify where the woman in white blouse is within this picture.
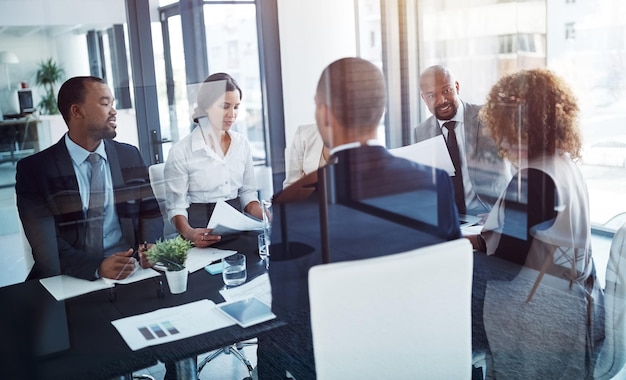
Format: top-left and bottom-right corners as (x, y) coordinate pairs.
(165, 73), (263, 247)
(282, 123), (330, 188)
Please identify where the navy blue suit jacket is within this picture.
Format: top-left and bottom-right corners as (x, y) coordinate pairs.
(16, 137), (163, 280)
(263, 145), (461, 379)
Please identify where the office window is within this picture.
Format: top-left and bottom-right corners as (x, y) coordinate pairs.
(410, 0), (626, 232)
(565, 22), (576, 40)
(356, 0), (384, 142)
(499, 34), (515, 54)
(156, 1), (266, 164)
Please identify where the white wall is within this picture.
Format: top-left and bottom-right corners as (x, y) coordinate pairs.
(277, 0), (358, 145)
(0, 0), (126, 27)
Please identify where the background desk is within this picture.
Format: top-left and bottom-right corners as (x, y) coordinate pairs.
(0, 232), (282, 380)
(0, 117), (39, 165)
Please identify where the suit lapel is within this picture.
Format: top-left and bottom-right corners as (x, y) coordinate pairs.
(428, 117), (441, 138)
(49, 138), (84, 217)
(463, 101), (480, 149)
(104, 140), (124, 189)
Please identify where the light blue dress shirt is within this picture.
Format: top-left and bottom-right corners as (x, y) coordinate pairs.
(64, 134), (125, 257)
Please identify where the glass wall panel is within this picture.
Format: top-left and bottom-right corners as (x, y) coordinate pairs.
(202, 3), (264, 161)
(415, 0), (626, 231)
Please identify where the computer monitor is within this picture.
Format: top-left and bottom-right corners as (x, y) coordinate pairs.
(17, 89), (34, 115)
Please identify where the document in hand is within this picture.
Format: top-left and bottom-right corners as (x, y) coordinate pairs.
(389, 136), (455, 175)
(207, 200), (264, 235)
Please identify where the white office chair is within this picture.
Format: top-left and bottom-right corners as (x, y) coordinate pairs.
(148, 163), (178, 239)
(308, 238), (473, 379)
(595, 221), (626, 379)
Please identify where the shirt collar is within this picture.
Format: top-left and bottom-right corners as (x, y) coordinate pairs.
(190, 125), (206, 152)
(65, 133), (108, 165)
(330, 139), (383, 156)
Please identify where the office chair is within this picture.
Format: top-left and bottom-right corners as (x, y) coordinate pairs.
(196, 339), (257, 379)
(148, 163), (180, 239)
(594, 221), (626, 379)
(308, 238), (473, 379)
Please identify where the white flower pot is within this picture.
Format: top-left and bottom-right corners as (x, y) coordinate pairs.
(165, 269), (188, 294)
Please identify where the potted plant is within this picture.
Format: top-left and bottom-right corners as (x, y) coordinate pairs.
(145, 235), (193, 294)
(35, 58), (65, 115)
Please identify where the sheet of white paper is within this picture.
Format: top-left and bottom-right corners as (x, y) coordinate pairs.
(219, 273), (272, 305)
(461, 224), (484, 237)
(185, 247), (237, 273)
(207, 201), (264, 235)
(40, 275), (114, 301)
(111, 299), (235, 351)
(389, 136), (455, 175)
(102, 267), (161, 286)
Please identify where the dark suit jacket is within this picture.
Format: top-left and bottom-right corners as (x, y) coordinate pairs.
(415, 101), (511, 212)
(262, 145), (461, 379)
(16, 138), (164, 280)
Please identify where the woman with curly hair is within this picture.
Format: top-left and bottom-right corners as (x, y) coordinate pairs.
(468, 69), (604, 379)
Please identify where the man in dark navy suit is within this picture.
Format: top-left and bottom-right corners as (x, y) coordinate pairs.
(257, 58), (461, 379)
(16, 76), (163, 281)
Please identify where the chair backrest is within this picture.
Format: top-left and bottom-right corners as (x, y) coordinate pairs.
(308, 238), (473, 379)
(595, 222), (626, 379)
(148, 163), (177, 238)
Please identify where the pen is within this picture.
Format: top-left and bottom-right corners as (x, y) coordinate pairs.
(139, 241), (148, 265)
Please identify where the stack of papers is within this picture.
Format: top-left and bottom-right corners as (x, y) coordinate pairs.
(207, 201), (264, 235)
(389, 136), (455, 175)
(219, 273), (272, 305)
(40, 267), (161, 301)
(185, 247), (237, 273)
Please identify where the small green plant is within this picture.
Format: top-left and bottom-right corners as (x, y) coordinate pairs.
(145, 235), (192, 271)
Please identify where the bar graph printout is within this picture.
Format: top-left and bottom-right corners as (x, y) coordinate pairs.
(111, 299), (235, 351)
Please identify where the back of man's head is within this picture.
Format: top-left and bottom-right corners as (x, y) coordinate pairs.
(316, 57), (386, 131)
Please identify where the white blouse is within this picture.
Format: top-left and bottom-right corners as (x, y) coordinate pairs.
(164, 125), (259, 223)
(283, 123), (326, 188)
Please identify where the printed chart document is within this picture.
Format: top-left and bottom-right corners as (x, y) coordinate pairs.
(111, 299), (235, 351)
(207, 201), (264, 235)
(185, 247), (237, 273)
(220, 273), (272, 305)
(390, 136), (455, 175)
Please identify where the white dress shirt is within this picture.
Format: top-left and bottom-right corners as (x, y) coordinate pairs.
(164, 125), (259, 223)
(437, 102), (481, 213)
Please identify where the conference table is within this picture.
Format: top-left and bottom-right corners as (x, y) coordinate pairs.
(0, 227), (598, 379)
(0, 232), (283, 380)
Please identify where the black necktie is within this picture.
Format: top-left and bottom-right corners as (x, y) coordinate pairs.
(443, 121), (466, 214)
(85, 153), (105, 255)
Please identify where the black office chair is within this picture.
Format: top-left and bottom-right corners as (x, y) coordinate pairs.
(196, 338), (257, 379)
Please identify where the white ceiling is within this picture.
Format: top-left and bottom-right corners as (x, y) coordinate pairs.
(0, 0), (129, 38)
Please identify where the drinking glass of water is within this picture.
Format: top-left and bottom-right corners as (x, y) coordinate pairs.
(222, 253), (247, 287)
(258, 233), (269, 269)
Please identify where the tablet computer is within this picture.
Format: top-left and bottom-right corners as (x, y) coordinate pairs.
(216, 297), (276, 328)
